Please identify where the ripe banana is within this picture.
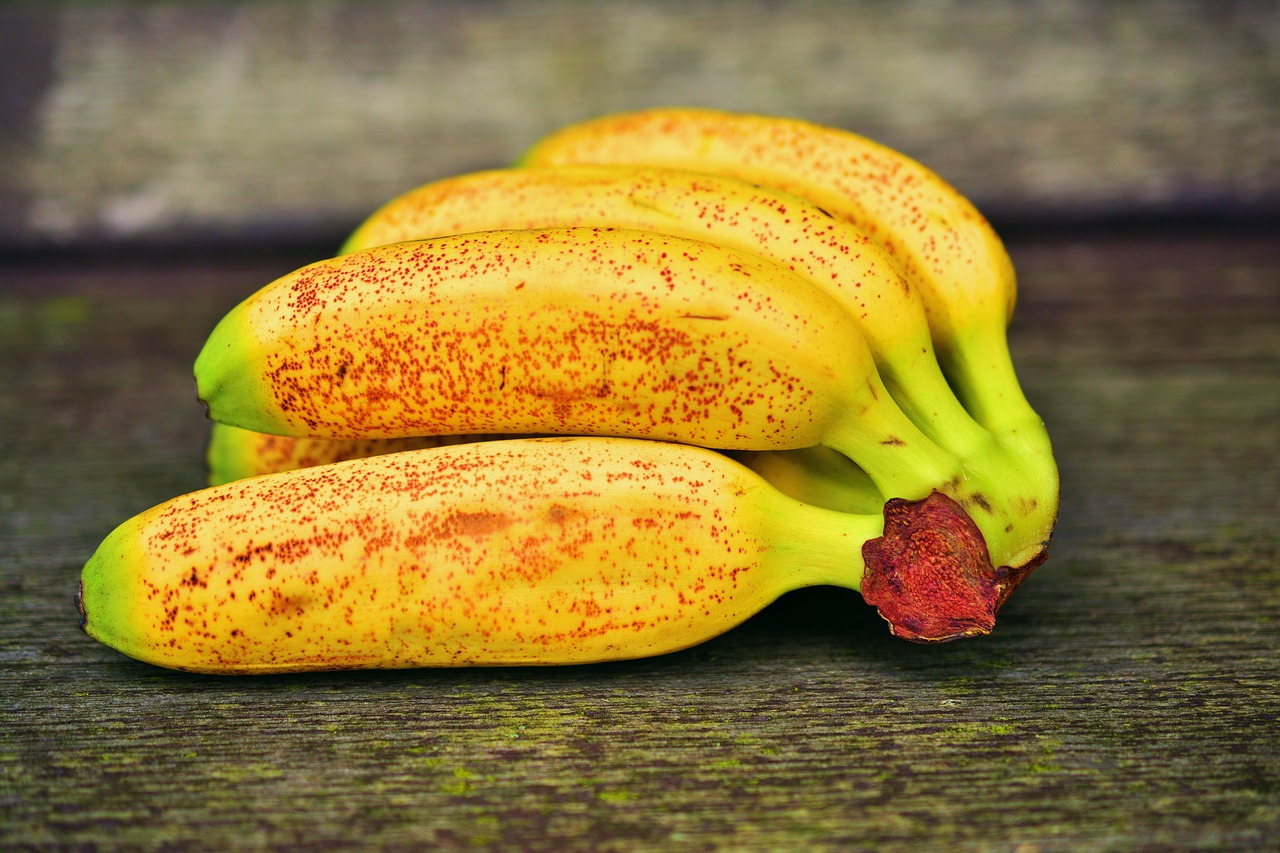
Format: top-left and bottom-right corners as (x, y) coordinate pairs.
(207, 424), (888, 516)
(519, 108), (1057, 572)
(78, 436), (1009, 672)
(195, 226), (968, 507)
(339, 164), (984, 457)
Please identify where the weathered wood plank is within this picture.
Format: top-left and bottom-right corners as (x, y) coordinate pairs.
(2, 1), (1279, 250)
(1, 231), (1277, 849)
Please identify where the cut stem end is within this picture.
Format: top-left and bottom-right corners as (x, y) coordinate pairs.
(860, 491), (1045, 643)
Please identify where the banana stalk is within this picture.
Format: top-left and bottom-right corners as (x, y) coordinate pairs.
(79, 437), (1009, 673)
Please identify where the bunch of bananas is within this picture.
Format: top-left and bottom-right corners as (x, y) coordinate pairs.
(78, 108), (1058, 674)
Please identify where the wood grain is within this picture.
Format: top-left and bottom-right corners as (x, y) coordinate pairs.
(2, 1), (1278, 251)
(1, 230), (1277, 849)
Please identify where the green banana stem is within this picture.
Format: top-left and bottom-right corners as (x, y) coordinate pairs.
(729, 447), (885, 515)
(879, 352), (996, 463)
(936, 319), (1060, 571)
(819, 359), (1055, 575)
(823, 409), (958, 505)
(939, 319), (1040, 436)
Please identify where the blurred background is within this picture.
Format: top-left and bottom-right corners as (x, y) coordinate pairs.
(2, 0), (1277, 256)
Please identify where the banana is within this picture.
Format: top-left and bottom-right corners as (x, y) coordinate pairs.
(519, 108), (1057, 572)
(78, 436), (1010, 672)
(194, 227), (969, 509)
(340, 164), (988, 461)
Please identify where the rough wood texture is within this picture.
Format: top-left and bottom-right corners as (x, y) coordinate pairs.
(1, 229), (1277, 849)
(2, 0), (1279, 251)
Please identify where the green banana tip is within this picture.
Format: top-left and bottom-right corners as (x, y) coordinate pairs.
(192, 369), (218, 422)
(860, 491), (1046, 643)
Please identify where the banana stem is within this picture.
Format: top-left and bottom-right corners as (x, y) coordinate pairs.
(821, 395), (963, 504)
(775, 489), (1029, 643)
(880, 355), (995, 463)
(766, 498), (884, 591)
(730, 447), (886, 515)
(822, 357), (1060, 579)
(938, 320), (1040, 437)
(931, 321), (1060, 571)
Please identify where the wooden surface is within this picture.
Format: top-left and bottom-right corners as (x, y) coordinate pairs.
(3, 0), (1279, 251)
(1, 228), (1277, 850)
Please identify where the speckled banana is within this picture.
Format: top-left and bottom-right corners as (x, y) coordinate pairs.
(339, 164), (984, 455)
(79, 436), (1008, 672)
(195, 226), (971, 511)
(520, 108), (1058, 574)
(206, 423), (888, 513)
(206, 425), (888, 516)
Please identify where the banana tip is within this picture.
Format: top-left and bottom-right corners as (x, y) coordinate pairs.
(860, 491), (1042, 643)
(194, 378), (212, 420)
(76, 579), (88, 632)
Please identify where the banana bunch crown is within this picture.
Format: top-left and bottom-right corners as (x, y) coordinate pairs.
(80, 108), (1059, 673)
